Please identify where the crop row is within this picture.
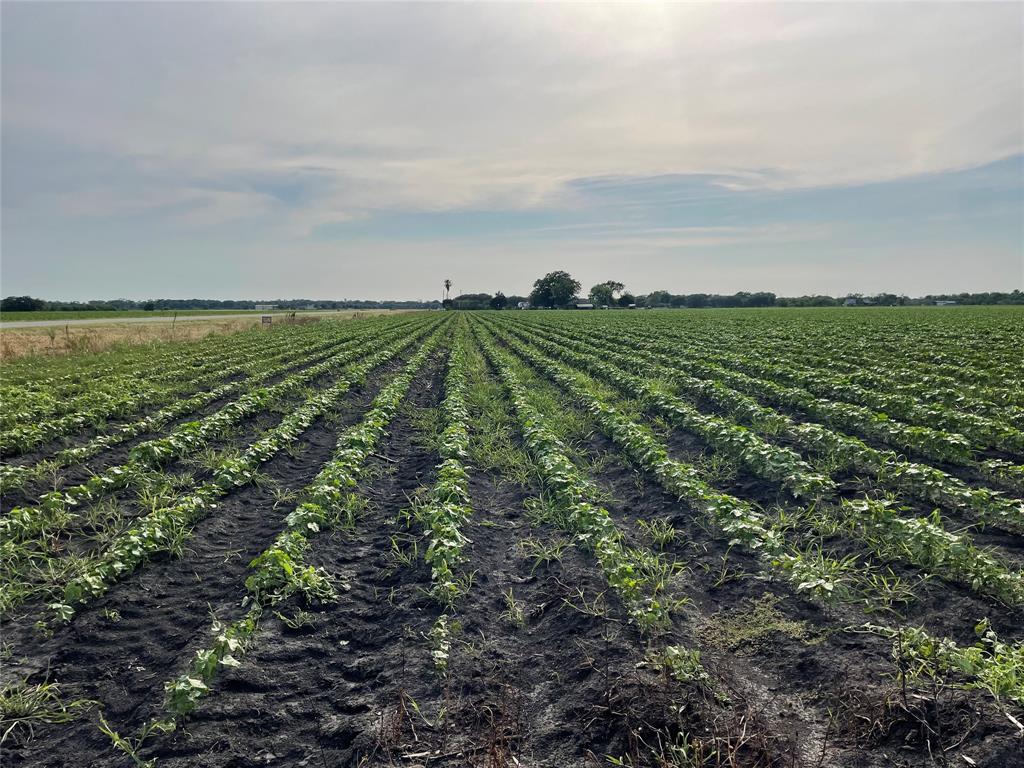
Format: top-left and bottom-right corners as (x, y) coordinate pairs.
(1, 318), (315, 415)
(639, 322), (1023, 449)
(543, 318), (979, 465)
(0, 326), (380, 490)
(0, 319), (443, 615)
(482, 319), (1024, 607)
(508, 319), (1024, 532)
(0, 317), (419, 456)
(639, 315), (1024, 411)
(726, 335), (1024, 416)
(395, 321), (476, 671)
(637, 312), (1023, 387)
(0, 323), (299, 429)
(158, 323), (446, 722)
(475, 323), (685, 633)
(494, 318), (833, 499)
(409, 323), (474, 609)
(481, 317), (1023, 703)
(1, 320), (424, 548)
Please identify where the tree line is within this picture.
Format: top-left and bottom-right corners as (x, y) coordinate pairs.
(0, 297), (443, 312)
(509, 272), (1024, 309)
(3, 279), (1022, 315)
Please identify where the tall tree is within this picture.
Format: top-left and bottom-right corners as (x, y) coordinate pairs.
(603, 280), (625, 297)
(0, 296), (46, 312)
(489, 292), (508, 310)
(530, 271), (581, 308)
(588, 283), (614, 307)
(645, 290), (671, 308)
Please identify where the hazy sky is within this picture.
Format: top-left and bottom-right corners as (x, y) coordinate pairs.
(2, 2), (1022, 301)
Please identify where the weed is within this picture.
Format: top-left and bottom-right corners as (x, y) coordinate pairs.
(700, 593), (815, 654)
(501, 588), (526, 627)
(97, 714), (172, 768)
(273, 608), (317, 630)
(0, 681), (95, 745)
(637, 517), (677, 549)
(518, 536), (569, 574)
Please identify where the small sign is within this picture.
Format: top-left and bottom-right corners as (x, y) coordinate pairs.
(262, 315), (272, 326)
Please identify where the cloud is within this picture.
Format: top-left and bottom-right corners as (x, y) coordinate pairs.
(4, 3), (1021, 221)
(1, 3), (1021, 298)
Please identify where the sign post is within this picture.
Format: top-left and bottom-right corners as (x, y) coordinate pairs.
(262, 315), (272, 328)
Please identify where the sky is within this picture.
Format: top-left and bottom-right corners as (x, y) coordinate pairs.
(2, 2), (1022, 301)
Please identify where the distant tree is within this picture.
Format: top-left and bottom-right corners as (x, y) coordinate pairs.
(452, 293), (492, 310)
(0, 296), (46, 312)
(645, 290), (671, 308)
(747, 292), (777, 307)
(588, 283), (614, 307)
(617, 292), (636, 307)
(530, 271), (581, 308)
(142, 302), (156, 311)
(489, 292), (508, 310)
(604, 280), (625, 297)
(686, 293), (709, 308)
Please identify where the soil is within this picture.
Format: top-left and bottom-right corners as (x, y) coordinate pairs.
(3, 320), (1022, 768)
(0, 331), (371, 503)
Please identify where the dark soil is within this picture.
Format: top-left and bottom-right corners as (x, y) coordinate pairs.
(131, 353), (448, 767)
(0, 332), (369, 510)
(3, 325), (1022, 768)
(1, 357), (412, 767)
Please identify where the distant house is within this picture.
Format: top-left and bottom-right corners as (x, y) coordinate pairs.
(574, 302), (595, 310)
(627, 303), (637, 309)
(843, 297), (858, 306)
(254, 304), (278, 310)
(935, 300), (957, 306)
(517, 301), (530, 310)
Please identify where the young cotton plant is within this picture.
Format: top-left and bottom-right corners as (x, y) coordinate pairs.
(45, 325), (438, 622)
(865, 620), (1024, 707)
(540, 321), (1023, 533)
(165, 615), (256, 718)
(492, 325), (783, 557)
(499, 320), (834, 500)
(408, 331), (475, 609)
(476, 326), (677, 634)
(840, 498), (1024, 605)
(153, 325), (447, 728)
(5, 326), (413, 549)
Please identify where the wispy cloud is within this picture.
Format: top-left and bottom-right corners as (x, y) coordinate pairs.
(1, 2), (1021, 298)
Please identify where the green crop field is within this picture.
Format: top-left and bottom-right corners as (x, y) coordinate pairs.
(2, 307), (1022, 767)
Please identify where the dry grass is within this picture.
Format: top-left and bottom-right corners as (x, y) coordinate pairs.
(0, 310), (403, 361)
